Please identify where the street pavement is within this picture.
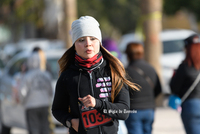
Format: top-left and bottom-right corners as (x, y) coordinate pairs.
(11, 107), (185, 134)
(152, 107), (185, 134)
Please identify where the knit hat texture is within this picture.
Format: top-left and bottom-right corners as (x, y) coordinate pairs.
(71, 16), (102, 44)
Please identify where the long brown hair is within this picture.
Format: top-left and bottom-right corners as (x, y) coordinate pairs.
(184, 43), (200, 70)
(58, 45), (139, 102)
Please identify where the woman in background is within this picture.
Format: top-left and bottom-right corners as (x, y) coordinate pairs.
(170, 34), (200, 134)
(125, 42), (162, 134)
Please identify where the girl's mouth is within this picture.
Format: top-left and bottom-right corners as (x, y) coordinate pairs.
(86, 50), (92, 53)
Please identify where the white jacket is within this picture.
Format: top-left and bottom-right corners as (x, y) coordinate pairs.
(19, 52), (53, 109)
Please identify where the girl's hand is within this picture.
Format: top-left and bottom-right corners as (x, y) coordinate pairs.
(78, 95), (96, 108)
(71, 118), (79, 132)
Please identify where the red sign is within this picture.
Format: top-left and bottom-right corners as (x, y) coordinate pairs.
(81, 109), (112, 129)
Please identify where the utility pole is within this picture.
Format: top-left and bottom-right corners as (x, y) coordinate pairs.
(140, 0), (163, 106)
(59, 0), (77, 49)
(140, 0), (162, 78)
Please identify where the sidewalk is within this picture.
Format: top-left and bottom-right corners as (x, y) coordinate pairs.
(153, 107), (185, 134)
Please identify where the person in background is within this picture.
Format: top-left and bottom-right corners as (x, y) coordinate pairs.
(102, 38), (121, 60)
(51, 16), (139, 134)
(170, 34), (200, 134)
(125, 42), (162, 134)
(19, 47), (53, 134)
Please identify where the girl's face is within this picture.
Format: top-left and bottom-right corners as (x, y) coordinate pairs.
(75, 36), (100, 59)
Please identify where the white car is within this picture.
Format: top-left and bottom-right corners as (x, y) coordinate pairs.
(3, 39), (65, 63)
(118, 29), (195, 94)
(0, 49), (66, 132)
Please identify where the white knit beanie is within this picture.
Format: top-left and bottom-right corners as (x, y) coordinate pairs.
(71, 16), (102, 44)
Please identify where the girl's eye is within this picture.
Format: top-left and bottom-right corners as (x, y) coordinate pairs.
(90, 37), (96, 40)
(79, 38), (85, 42)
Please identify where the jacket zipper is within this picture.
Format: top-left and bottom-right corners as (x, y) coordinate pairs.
(88, 72), (94, 97)
(88, 71), (103, 134)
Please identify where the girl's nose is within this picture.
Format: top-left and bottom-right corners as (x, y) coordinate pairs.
(85, 37), (92, 47)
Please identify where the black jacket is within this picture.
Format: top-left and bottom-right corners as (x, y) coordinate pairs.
(52, 59), (130, 134)
(170, 62), (200, 100)
(126, 60), (162, 110)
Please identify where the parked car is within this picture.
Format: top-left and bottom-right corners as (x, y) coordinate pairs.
(3, 39), (65, 62)
(0, 48), (66, 132)
(118, 29), (196, 94)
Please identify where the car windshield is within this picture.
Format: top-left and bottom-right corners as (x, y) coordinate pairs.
(163, 40), (185, 54)
(47, 58), (59, 80)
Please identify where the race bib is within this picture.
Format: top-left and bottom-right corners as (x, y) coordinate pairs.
(79, 103), (112, 129)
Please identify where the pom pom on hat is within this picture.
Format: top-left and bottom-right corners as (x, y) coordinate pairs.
(71, 16), (102, 44)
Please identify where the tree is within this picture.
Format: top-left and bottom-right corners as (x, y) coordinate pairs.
(0, 0), (44, 27)
(163, 0), (200, 31)
(163, 0), (200, 21)
(0, 0), (141, 43)
(140, 0), (163, 106)
(77, 0), (141, 38)
(59, 0), (77, 48)
(140, 0), (162, 77)
(0, 0), (45, 41)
